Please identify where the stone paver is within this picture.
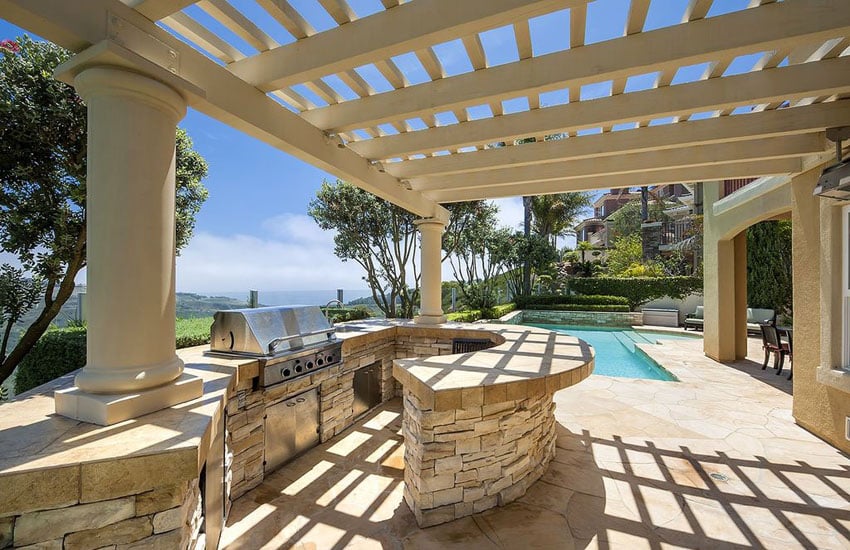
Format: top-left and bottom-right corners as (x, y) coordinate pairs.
(221, 337), (850, 549)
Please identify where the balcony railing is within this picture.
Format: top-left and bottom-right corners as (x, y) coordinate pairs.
(660, 218), (694, 246)
(721, 178), (757, 198)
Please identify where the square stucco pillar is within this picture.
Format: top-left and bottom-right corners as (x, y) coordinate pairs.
(53, 66), (202, 425)
(703, 182), (748, 362)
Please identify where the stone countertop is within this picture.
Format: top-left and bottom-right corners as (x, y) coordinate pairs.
(330, 319), (595, 412)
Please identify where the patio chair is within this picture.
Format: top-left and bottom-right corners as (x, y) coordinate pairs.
(777, 329), (793, 380)
(759, 323), (790, 374)
(684, 306), (704, 331)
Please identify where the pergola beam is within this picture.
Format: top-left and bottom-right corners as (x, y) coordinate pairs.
(2, 0), (448, 221)
(302, 0), (850, 133)
(426, 159), (802, 202)
(351, 56), (850, 159)
(386, 101), (850, 178)
(227, 0), (580, 92)
(412, 134), (825, 191)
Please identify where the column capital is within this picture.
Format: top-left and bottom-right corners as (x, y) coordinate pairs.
(414, 217), (446, 230)
(74, 66), (187, 123)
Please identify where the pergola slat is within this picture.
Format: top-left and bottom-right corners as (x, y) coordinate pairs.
(162, 12), (244, 63)
(197, 0), (278, 52)
(227, 0), (581, 91)
(131, 0), (198, 21)
(374, 58), (408, 89)
(514, 20), (533, 59)
(317, 0), (356, 25)
(683, 0), (714, 22)
(412, 134), (825, 191)
(349, 56), (850, 159)
(462, 34), (487, 70)
(337, 70), (374, 97)
(625, 0), (651, 35)
(301, 0), (850, 132)
(255, 0), (316, 39)
(416, 47), (445, 81)
(569, 4), (586, 48)
(426, 158), (802, 202)
(385, 101), (850, 179)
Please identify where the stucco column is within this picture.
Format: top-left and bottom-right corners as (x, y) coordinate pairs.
(733, 231), (748, 360)
(703, 182), (739, 361)
(72, 67), (186, 393)
(415, 218), (446, 324)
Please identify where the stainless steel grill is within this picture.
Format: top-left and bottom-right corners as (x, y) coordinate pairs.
(209, 305), (342, 387)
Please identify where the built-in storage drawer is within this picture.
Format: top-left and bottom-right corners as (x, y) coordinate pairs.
(264, 388), (320, 473)
(353, 364), (381, 419)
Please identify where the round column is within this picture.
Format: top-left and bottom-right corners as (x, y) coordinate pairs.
(415, 218), (446, 324)
(73, 67), (187, 393)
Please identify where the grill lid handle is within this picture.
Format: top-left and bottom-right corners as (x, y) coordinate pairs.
(267, 328), (336, 355)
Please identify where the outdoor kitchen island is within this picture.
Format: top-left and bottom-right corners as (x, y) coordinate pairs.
(0, 319), (593, 549)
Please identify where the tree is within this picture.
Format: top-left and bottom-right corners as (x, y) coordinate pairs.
(604, 234), (645, 276)
(498, 232), (558, 299)
(747, 220), (792, 316)
(0, 36), (209, 386)
(608, 198), (671, 238)
(530, 193), (592, 247)
(309, 180), (490, 318)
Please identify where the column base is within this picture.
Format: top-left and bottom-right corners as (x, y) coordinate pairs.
(414, 314), (447, 325)
(54, 373), (203, 426)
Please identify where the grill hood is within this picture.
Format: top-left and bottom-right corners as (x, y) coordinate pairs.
(210, 305), (336, 357)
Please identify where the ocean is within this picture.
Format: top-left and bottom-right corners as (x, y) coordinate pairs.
(213, 289), (373, 306)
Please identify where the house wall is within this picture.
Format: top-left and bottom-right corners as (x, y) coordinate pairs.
(791, 168), (850, 454)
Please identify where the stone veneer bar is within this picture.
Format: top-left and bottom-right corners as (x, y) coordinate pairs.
(0, 320), (593, 547)
(393, 324), (594, 526)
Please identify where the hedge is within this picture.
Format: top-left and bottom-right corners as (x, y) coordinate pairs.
(569, 276), (702, 310)
(515, 294), (629, 308)
(15, 318), (214, 395)
(446, 303), (516, 323)
(320, 306), (371, 323)
(521, 304), (630, 312)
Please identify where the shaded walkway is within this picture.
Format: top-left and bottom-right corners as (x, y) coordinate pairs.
(221, 338), (850, 549)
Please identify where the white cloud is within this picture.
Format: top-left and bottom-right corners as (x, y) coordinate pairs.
(176, 218), (367, 292)
(491, 197), (525, 231)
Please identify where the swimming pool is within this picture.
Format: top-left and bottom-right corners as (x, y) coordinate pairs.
(531, 324), (697, 381)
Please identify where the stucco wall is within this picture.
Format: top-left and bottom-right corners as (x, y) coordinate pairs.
(791, 168), (850, 454)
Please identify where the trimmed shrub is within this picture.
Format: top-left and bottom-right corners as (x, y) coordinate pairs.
(515, 294), (629, 308)
(521, 304), (630, 312)
(569, 276), (702, 310)
(321, 306), (371, 323)
(15, 326), (87, 395)
(15, 318), (215, 394)
(446, 303), (516, 323)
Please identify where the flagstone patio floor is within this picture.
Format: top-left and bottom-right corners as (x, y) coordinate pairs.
(220, 336), (850, 549)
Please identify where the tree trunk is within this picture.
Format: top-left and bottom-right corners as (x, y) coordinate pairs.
(640, 186), (649, 222)
(0, 230), (86, 387)
(522, 196), (532, 296)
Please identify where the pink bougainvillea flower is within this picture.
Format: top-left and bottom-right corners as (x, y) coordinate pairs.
(0, 40), (20, 53)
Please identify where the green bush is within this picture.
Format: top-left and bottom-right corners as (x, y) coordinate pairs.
(320, 306), (371, 323)
(521, 304), (630, 312)
(15, 326), (87, 395)
(176, 317), (213, 348)
(515, 294), (629, 308)
(569, 276), (702, 310)
(446, 303), (516, 323)
(15, 318), (214, 394)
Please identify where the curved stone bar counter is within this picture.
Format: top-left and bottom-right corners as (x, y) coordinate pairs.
(390, 324), (595, 527)
(0, 321), (592, 548)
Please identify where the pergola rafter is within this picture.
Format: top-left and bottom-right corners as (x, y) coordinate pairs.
(4, 0), (848, 210)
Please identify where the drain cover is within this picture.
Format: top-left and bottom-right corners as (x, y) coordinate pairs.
(709, 473), (729, 481)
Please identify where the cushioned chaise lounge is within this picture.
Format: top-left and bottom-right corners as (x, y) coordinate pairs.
(684, 306), (775, 332)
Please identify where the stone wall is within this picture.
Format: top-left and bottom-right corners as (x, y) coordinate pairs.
(512, 310), (643, 327)
(1, 477), (201, 549)
(401, 388), (557, 527)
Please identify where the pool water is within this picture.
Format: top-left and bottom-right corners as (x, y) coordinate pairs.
(531, 324), (697, 381)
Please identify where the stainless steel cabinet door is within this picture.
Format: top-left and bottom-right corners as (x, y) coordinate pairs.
(264, 398), (297, 473)
(294, 389), (320, 454)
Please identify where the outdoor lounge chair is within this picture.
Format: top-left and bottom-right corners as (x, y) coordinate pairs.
(683, 306), (775, 332)
(760, 323), (790, 375)
(777, 328), (793, 380)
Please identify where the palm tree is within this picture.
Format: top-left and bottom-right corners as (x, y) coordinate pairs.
(530, 193), (593, 247)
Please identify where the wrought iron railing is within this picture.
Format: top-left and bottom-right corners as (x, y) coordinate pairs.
(660, 218), (694, 245)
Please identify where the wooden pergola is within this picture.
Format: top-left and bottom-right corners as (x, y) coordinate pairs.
(2, 0), (849, 421)
(5, 0), (849, 215)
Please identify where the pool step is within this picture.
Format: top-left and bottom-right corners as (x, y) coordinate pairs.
(612, 332), (637, 352)
(624, 331), (655, 345)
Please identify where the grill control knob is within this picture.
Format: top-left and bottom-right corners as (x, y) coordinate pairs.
(295, 364), (303, 373)
(306, 361), (314, 369)
(281, 368), (291, 377)
(317, 358), (324, 366)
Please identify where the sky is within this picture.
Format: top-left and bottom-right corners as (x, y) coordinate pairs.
(0, 0), (758, 294)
